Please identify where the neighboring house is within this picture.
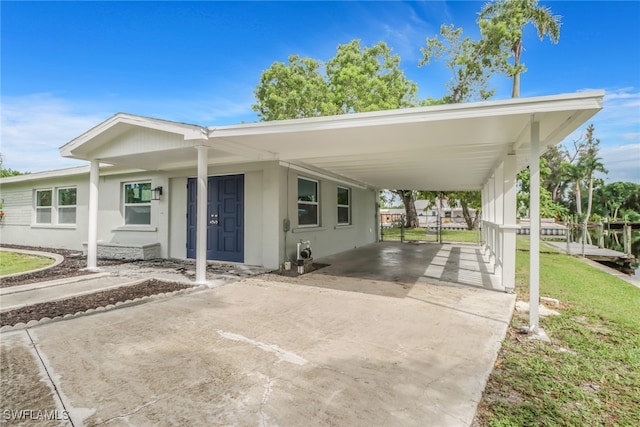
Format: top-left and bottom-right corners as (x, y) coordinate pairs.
(0, 92), (603, 291)
(380, 199), (478, 228)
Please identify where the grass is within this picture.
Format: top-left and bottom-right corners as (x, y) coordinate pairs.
(0, 252), (54, 276)
(475, 237), (640, 426)
(382, 227), (480, 243)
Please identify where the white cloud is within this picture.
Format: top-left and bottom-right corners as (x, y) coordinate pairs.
(563, 87), (640, 183)
(0, 91), (259, 173)
(1, 94), (108, 173)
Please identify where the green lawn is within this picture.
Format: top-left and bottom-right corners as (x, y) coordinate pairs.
(381, 227), (479, 243)
(475, 237), (640, 426)
(0, 252), (55, 276)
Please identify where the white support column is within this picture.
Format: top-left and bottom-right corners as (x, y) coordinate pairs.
(86, 160), (99, 271)
(502, 153), (517, 291)
(530, 121), (541, 333)
(481, 184), (488, 250)
(494, 162), (504, 278)
(487, 175), (495, 268)
(195, 145), (209, 284)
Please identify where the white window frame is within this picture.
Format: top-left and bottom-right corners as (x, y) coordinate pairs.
(35, 188), (53, 224)
(337, 186), (351, 225)
(297, 177), (319, 227)
(123, 181), (152, 225)
(57, 187), (77, 225)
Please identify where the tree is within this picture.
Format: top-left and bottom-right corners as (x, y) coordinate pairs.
(479, 0), (561, 97)
(450, 191), (482, 230)
(517, 158), (568, 219)
(254, 40), (422, 227)
(392, 190), (420, 228)
(594, 182), (640, 220)
(579, 124), (607, 227)
(327, 41), (418, 113)
(420, 24), (505, 104)
(253, 55), (331, 120)
(541, 145), (568, 203)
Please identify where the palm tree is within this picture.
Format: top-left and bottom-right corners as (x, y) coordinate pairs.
(479, 0), (562, 97)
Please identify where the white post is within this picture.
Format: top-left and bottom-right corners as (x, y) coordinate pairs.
(86, 160), (99, 271)
(195, 145), (209, 284)
(487, 175), (495, 268)
(494, 162), (504, 278)
(481, 184), (488, 250)
(502, 154), (517, 292)
(530, 121), (541, 333)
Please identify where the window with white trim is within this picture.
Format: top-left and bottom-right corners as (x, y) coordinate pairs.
(298, 177), (319, 226)
(34, 187), (77, 225)
(123, 182), (152, 225)
(35, 189), (53, 224)
(337, 186), (351, 225)
(57, 188), (77, 224)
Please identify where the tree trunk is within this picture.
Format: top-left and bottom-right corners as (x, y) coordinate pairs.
(393, 190), (420, 228)
(461, 202), (476, 230)
(575, 179), (582, 216)
(552, 182), (562, 202)
(584, 176), (595, 245)
(511, 38), (522, 98)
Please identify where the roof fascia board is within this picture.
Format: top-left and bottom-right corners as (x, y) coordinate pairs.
(280, 161), (374, 190)
(208, 91), (605, 138)
(0, 165), (90, 184)
(60, 113), (206, 157)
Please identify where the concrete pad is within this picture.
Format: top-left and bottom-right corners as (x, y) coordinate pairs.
(2, 275), (515, 426)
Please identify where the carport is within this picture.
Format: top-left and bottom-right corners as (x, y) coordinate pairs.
(205, 91), (603, 332)
(66, 91), (604, 333)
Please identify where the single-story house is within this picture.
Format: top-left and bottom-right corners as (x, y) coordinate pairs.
(380, 199), (478, 228)
(0, 91), (603, 325)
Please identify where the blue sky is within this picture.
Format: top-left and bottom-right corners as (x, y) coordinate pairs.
(2, 0), (639, 183)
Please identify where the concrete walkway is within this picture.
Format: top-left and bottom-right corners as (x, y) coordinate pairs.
(0, 274), (135, 312)
(0, 242), (515, 426)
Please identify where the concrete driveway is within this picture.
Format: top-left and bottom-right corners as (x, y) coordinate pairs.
(1, 243), (514, 426)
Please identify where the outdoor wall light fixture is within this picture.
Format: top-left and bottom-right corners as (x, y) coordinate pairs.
(151, 186), (163, 201)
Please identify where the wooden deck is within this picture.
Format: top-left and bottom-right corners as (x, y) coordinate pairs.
(546, 241), (634, 262)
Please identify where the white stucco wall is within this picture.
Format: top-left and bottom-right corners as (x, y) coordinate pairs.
(282, 166), (377, 264)
(166, 161), (281, 268)
(0, 172), (89, 250)
(0, 161), (376, 269)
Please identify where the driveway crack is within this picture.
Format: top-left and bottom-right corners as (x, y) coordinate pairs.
(88, 398), (164, 426)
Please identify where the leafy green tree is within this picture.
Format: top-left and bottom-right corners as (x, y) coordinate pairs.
(621, 185), (640, 217)
(594, 182), (640, 220)
(253, 55), (331, 120)
(541, 145), (569, 203)
(450, 191), (482, 230)
(420, 24), (505, 103)
(327, 40), (419, 113)
(254, 40), (422, 227)
(479, 0), (561, 97)
(517, 158), (568, 219)
(579, 124), (607, 227)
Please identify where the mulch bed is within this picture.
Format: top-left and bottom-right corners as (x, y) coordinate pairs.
(1, 244), (124, 288)
(0, 279), (193, 327)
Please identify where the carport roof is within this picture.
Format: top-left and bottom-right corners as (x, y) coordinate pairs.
(60, 91), (604, 191)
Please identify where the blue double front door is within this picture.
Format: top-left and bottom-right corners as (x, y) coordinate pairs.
(186, 174), (244, 263)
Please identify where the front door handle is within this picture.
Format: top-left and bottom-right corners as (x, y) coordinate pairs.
(210, 219), (218, 225)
